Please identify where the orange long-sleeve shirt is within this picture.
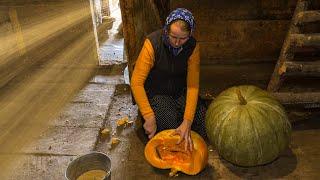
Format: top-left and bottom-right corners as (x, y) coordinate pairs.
(131, 38), (200, 122)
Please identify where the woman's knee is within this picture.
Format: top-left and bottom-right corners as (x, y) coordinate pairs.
(155, 111), (180, 131)
(154, 108), (179, 124)
(149, 95), (181, 130)
(195, 100), (207, 121)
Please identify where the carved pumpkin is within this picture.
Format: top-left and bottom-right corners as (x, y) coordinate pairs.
(205, 85), (291, 166)
(144, 129), (208, 176)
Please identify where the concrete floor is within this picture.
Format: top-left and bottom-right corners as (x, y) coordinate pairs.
(3, 64), (319, 180)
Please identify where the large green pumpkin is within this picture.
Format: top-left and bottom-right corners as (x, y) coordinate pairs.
(205, 85), (291, 166)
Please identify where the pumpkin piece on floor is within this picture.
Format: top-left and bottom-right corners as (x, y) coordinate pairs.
(100, 128), (110, 140)
(205, 85), (291, 167)
(117, 116), (129, 127)
(144, 129), (208, 176)
(109, 137), (121, 150)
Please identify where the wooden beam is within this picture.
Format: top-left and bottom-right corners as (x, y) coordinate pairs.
(200, 91), (320, 109)
(119, 0), (161, 104)
(282, 61), (320, 76)
(153, 0), (170, 25)
(292, 33), (320, 47)
(271, 92), (320, 108)
(295, 10), (320, 25)
(200, 57), (276, 65)
(119, 0), (161, 78)
(267, 0), (310, 92)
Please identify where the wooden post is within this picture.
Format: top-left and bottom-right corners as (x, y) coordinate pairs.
(119, 0), (161, 79)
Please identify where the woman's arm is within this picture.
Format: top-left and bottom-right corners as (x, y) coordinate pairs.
(131, 39), (158, 138)
(174, 43), (200, 151)
(130, 39), (155, 120)
(184, 43), (200, 122)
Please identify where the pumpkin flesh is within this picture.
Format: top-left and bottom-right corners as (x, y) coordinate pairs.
(156, 143), (192, 164)
(144, 129), (208, 175)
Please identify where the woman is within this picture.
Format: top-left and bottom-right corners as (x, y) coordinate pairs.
(130, 8), (206, 151)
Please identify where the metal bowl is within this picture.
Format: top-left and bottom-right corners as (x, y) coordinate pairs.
(65, 152), (111, 180)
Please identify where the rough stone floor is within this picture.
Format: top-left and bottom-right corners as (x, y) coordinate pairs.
(5, 64), (320, 180)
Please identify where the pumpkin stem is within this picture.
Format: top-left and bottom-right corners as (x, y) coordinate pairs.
(236, 89), (247, 105)
(169, 168), (178, 177)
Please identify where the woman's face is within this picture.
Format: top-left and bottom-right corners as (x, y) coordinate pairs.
(168, 22), (190, 48)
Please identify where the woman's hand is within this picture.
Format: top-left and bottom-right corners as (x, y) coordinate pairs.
(172, 120), (193, 152)
(143, 115), (157, 139)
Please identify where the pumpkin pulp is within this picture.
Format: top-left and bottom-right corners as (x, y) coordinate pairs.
(144, 129), (208, 175)
(155, 140), (192, 165)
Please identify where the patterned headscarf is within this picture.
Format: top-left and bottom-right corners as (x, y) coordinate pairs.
(163, 8), (195, 56)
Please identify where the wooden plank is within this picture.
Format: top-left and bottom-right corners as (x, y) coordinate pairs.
(201, 57), (276, 65)
(200, 63), (274, 98)
(172, 0), (296, 20)
(292, 33), (320, 47)
(198, 39), (283, 63)
(271, 92), (320, 107)
(195, 20), (290, 42)
(267, 0), (310, 92)
(282, 60), (320, 76)
(194, 20), (289, 63)
(295, 10), (320, 25)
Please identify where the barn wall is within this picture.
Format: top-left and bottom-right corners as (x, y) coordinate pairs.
(0, 1), (100, 176)
(169, 0), (301, 94)
(0, 0), (98, 88)
(121, 0), (320, 95)
(170, 0), (299, 64)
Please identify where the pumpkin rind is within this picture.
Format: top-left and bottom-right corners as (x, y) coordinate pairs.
(205, 85), (291, 166)
(144, 129), (208, 175)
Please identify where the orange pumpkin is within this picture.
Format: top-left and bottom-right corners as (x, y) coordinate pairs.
(144, 129), (208, 176)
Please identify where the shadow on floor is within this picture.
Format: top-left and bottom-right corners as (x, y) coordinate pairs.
(223, 147), (297, 179)
(292, 111), (320, 131)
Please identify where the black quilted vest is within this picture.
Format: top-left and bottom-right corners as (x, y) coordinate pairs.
(144, 29), (196, 98)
